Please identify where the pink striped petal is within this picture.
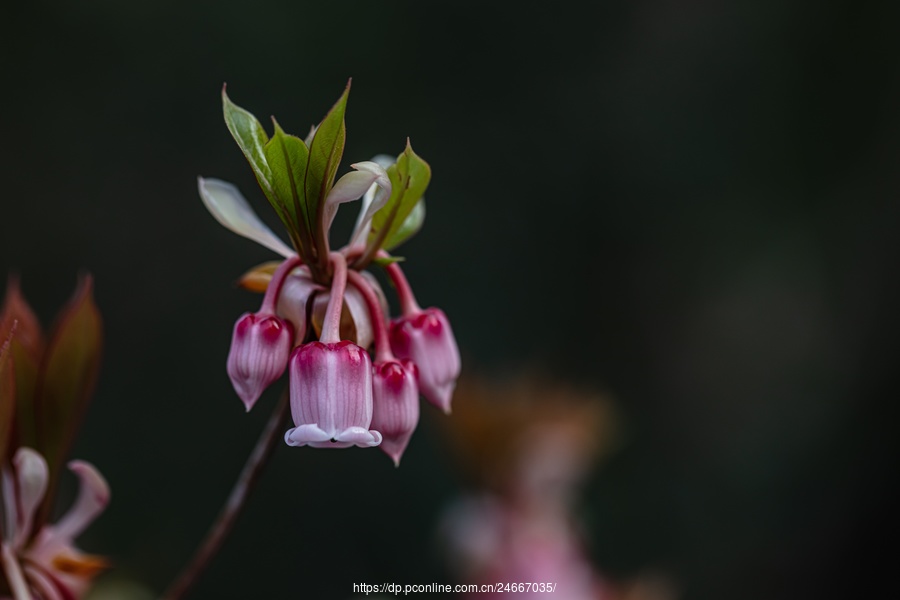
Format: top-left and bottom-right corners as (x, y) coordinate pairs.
(1, 542), (33, 600)
(12, 448), (48, 549)
(52, 461), (109, 541)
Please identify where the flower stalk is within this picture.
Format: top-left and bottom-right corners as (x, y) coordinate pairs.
(379, 251), (422, 318)
(187, 82), (462, 588)
(160, 389), (290, 600)
(320, 253), (348, 345)
(347, 270), (391, 363)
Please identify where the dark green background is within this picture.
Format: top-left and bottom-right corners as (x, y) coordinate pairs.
(1, 1), (898, 598)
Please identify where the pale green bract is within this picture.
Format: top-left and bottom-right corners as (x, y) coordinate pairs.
(206, 82), (431, 271)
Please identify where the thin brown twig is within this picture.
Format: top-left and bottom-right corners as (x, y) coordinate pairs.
(160, 389), (290, 600)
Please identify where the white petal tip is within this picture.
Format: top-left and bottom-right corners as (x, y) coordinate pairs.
(67, 460), (111, 505)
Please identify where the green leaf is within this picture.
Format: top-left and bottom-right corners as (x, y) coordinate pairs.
(306, 81), (350, 243)
(303, 124), (317, 147)
(1, 275), (45, 361)
(368, 140), (431, 251)
(222, 86), (273, 189)
(222, 88), (295, 235)
(0, 329), (15, 466)
(264, 121), (310, 251)
(34, 274), (102, 510)
(10, 340), (39, 450)
(385, 198), (426, 251)
(1, 276), (45, 449)
(372, 255), (406, 266)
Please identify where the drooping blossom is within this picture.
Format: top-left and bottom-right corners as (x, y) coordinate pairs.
(226, 257), (300, 411)
(199, 83), (461, 462)
(284, 254), (381, 448)
(369, 358), (419, 465)
(390, 306), (460, 414)
(348, 269), (419, 465)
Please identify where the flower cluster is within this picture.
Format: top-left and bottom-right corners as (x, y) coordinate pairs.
(0, 276), (109, 600)
(200, 82), (460, 465)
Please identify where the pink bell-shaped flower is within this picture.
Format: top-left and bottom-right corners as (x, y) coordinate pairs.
(371, 359), (419, 466)
(226, 256), (302, 411)
(390, 307), (460, 414)
(283, 253), (382, 449)
(378, 257), (460, 415)
(226, 312), (293, 411)
(284, 340), (382, 448)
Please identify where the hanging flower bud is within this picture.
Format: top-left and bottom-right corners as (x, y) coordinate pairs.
(371, 359), (419, 466)
(226, 257), (303, 411)
(390, 308), (460, 414)
(284, 340), (382, 448)
(226, 312), (293, 412)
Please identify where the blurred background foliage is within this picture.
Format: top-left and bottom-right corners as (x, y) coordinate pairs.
(1, 0), (898, 598)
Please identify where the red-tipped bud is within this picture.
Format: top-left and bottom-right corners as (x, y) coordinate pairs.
(226, 312), (293, 411)
(371, 359), (419, 466)
(390, 308), (460, 414)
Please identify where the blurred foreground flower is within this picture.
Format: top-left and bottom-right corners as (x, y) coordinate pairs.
(200, 80), (459, 464)
(438, 373), (676, 600)
(0, 276), (109, 600)
(438, 373), (616, 600)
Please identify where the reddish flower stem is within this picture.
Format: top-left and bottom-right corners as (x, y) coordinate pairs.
(347, 270), (393, 363)
(259, 256), (303, 314)
(320, 253), (347, 344)
(378, 251), (421, 317)
(159, 390), (290, 600)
